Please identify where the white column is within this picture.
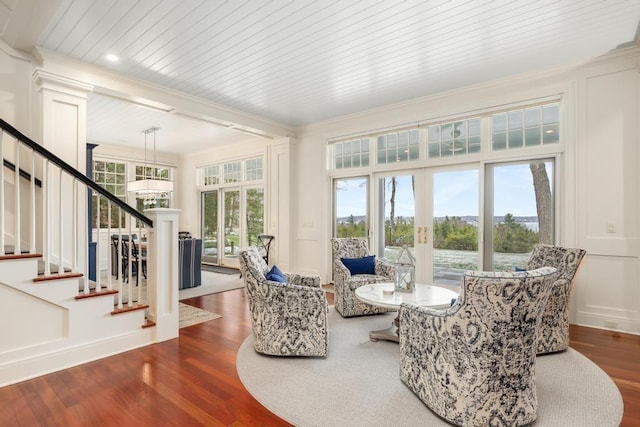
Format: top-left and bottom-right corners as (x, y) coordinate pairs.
(267, 137), (295, 270)
(33, 69), (93, 274)
(145, 208), (181, 342)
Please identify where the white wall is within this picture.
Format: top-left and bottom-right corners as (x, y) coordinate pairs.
(293, 48), (640, 335)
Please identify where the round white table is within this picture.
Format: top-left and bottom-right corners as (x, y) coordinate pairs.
(355, 282), (458, 342)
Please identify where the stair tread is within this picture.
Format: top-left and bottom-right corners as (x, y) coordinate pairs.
(75, 289), (119, 300)
(111, 304), (149, 315)
(142, 319), (156, 328)
(0, 253), (41, 260)
(34, 272), (83, 282)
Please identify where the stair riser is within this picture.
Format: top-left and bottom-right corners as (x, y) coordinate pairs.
(10, 279), (82, 304)
(0, 258), (40, 283)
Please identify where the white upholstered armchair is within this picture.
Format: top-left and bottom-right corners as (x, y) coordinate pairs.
(330, 237), (397, 317)
(399, 267), (558, 426)
(238, 247), (328, 357)
(525, 244), (586, 354)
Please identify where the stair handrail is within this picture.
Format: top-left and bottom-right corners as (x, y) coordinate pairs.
(0, 117), (152, 227)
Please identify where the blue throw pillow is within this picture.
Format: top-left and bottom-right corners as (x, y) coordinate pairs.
(266, 265), (287, 283)
(341, 255), (376, 275)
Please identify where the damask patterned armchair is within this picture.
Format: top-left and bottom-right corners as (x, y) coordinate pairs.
(330, 237), (397, 317)
(238, 247), (328, 357)
(399, 267), (558, 427)
(525, 244), (586, 354)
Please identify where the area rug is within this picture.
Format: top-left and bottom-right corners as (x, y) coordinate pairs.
(178, 302), (221, 328)
(201, 264), (241, 275)
(236, 308), (623, 427)
(178, 271), (244, 300)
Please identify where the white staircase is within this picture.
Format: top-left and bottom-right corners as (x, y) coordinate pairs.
(0, 252), (154, 387)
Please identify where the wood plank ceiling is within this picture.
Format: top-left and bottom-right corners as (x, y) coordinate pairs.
(3, 0), (640, 151)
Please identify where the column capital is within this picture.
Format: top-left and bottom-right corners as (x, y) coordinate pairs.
(32, 68), (94, 98)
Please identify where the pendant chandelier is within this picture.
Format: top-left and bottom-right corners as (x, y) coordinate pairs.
(127, 126), (173, 206)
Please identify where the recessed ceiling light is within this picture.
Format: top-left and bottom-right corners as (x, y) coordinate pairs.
(105, 54), (119, 62)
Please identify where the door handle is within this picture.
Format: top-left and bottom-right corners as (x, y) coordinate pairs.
(417, 226), (423, 244)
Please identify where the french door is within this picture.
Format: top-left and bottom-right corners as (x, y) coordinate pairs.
(374, 167), (479, 286)
(368, 159), (554, 286)
(201, 190), (219, 265)
(201, 186), (265, 268)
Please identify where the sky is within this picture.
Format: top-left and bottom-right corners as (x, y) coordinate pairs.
(336, 162), (553, 218)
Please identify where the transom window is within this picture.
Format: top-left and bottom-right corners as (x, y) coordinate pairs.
(428, 119), (480, 158)
(135, 165), (171, 181)
(492, 103), (559, 151)
(199, 156), (265, 186)
(377, 129), (419, 164)
(224, 162), (241, 183)
(329, 101), (560, 171)
(335, 139), (369, 169)
(203, 165), (220, 185)
(245, 157), (263, 181)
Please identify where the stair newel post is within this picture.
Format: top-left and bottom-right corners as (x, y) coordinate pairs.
(30, 149), (36, 253)
(14, 138), (20, 255)
(0, 129), (4, 256)
(145, 208), (180, 342)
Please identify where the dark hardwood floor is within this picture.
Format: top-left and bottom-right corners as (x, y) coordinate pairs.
(0, 288), (638, 426)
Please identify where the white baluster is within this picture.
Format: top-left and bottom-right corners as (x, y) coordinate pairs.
(84, 180), (89, 294)
(107, 199), (112, 291)
(72, 179), (78, 272)
(14, 139), (20, 255)
(94, 194), (101, 294)
(137, 222), (143, 304)
(44, 160), (50, 275)
(30, 149), (36, 253)
(0, 129), (4, 255)
(58, 168), (63, 275)
(117, 212), (123, 309)
(127, 218), (133, 307)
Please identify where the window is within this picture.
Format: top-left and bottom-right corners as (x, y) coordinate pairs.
(199, 157), (265, 186)
(224, 162), (241, 183)
(334, 139), (370, 169)
(135, 165), (171, 181)
(133, 164), (172, 211)
(94, 160), (126, 197)
(334, 177), (369, 237)
(328, 101), (560, 170)
(492, 103), (559, 151)
(92, 160), (126, 228)
(245, 188), (264, 246)
(245, 157), (263, 182)
(376, 129), (419, 164)
(203, 165), (220, 185)
(428, 119), (481, 158)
